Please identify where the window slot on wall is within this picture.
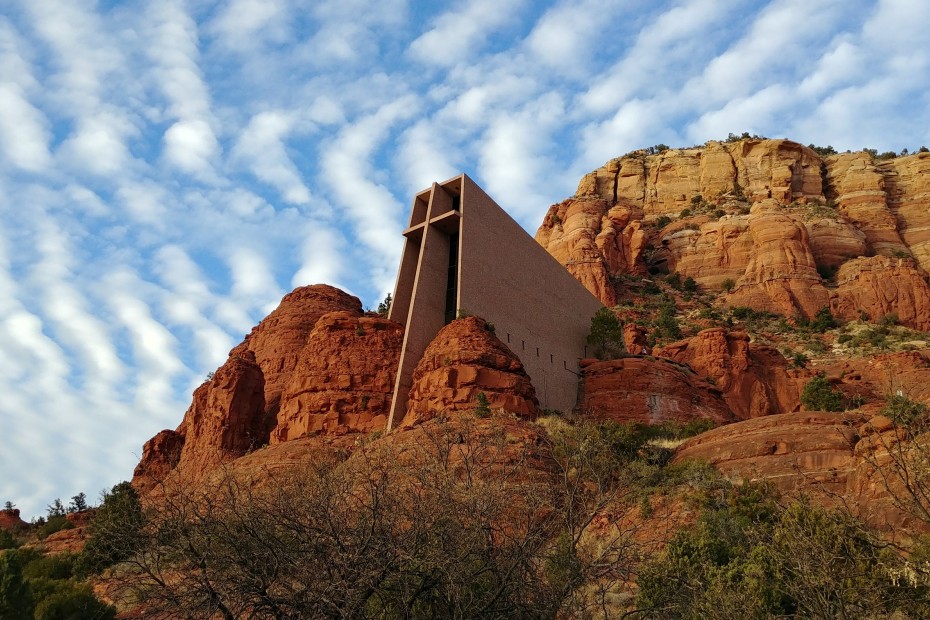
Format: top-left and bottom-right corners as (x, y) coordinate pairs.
(522, 340), (525, 350)
(506, 333), (511, 343)
(451, 195), (461, 211)
(550, 354), (554, 363)
(443, 233), (460, 324)
(536, 347), (540, 357)
(563, 360), (567, 369)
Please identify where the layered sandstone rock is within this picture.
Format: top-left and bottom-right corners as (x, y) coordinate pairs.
(570, 139), (824, 216)
(673, 412), (864, 496)
(655, 216), (752, 289)
(244, 285), (364, 418)
(883, 153), (930, 271)
(722, 201), (830, 318)
(535, 198), (627, 305)
(825, 153), (908, 256)
(831, 256), (930, 330)
(403, 316), (538, 426)
(655, 328), (803, 419)
(273, 311), (404, 441)
(579, 356), (735, 426)
(804, 215), (867, 268)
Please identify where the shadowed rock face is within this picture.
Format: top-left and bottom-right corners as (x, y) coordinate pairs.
(655, 328), (804, 420)
(403, 316), (538, 427)
(537, 140), (930, 322)
(579, 356), (735, 426)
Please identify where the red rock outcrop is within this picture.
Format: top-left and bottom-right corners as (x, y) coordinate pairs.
(273, 311), (404, 441)
(569, 140), (824, 217)
(0, 509), (27, 531)
(580, 356), (735, 426)
(672, 412), (863, 497)
(403, 316), (538, 426)
(883, 153), (930, 271)
(133, 285), (402, 490)
(831, 256), (930, 330)
(655, 216), (753, 289)
(244, 285), (364, 418)
(542, 141), (930, 326)
(722, 201), (830, 318)
(804, 215), (867, 268)
(132, 430), (185, 495)
(655, 328), (803, 419)
(173, 350), (267, 481)
(826, 152), (908, 256)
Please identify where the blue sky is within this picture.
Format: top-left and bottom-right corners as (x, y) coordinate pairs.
(1, 0), (928, 518)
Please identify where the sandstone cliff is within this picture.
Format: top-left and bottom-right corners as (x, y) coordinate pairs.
(537, 141), (930, 324)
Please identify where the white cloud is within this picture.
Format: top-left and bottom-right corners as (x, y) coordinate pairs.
(58, 112), (135, 176)
(232, 111), (312, 205)
(163, 119), (220, 177)
(408, 0), (526, 67)
(0, 83), (52, 172)
(321, 96), (419, 265)
(209, 0), (289, 50)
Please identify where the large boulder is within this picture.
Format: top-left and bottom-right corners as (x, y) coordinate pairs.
(403, 316), (538, 426)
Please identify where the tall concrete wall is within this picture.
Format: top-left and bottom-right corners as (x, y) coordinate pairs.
(387, 174), (603, 428)
(457, 176), (603, 412)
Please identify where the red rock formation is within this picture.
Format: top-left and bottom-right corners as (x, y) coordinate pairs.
(623, 323), (649, 355)
(804, 215), (867, 268)
(133, 285), (397, 489)
(580, 356), (735, 426)
(655, 216), (752, 289)
(132, 430), (185, 495)
(655, 328), (803, 419)
(831, 256), (930, 330)
(0, 509), (27, 531)
(273, 311), (404, 441)
(672, 412), (863, 497)
(569, 139), (824, 216)
(244, 285), (364, 418)
(174, 350), (266, 481)
(403, 316), (538, 426)
(723, 201), (830, 318)
(882, 153), (930, 271)
(826, 152), (908, 256)
(535, 198), (623, 305)
(542, 142), (930, 325)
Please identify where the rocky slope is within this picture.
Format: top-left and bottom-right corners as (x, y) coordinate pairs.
(537, 140), (930, 324)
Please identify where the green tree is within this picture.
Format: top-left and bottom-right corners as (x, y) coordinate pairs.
(2, 502), (15, 514)
(33, 583), (115, 620)
(68, 492), (87, 513)
(653, 303), (682, 342)
(682, 276), (698, 294)
(800, 373), (844, 412)
(46, 500), (65, 519)
(0, 531), (14, 551)
(587, 307), (625, 359)
(376, 293), (392, 318)
(0, 551), (33, 619)
(76, 482), (143, 576)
